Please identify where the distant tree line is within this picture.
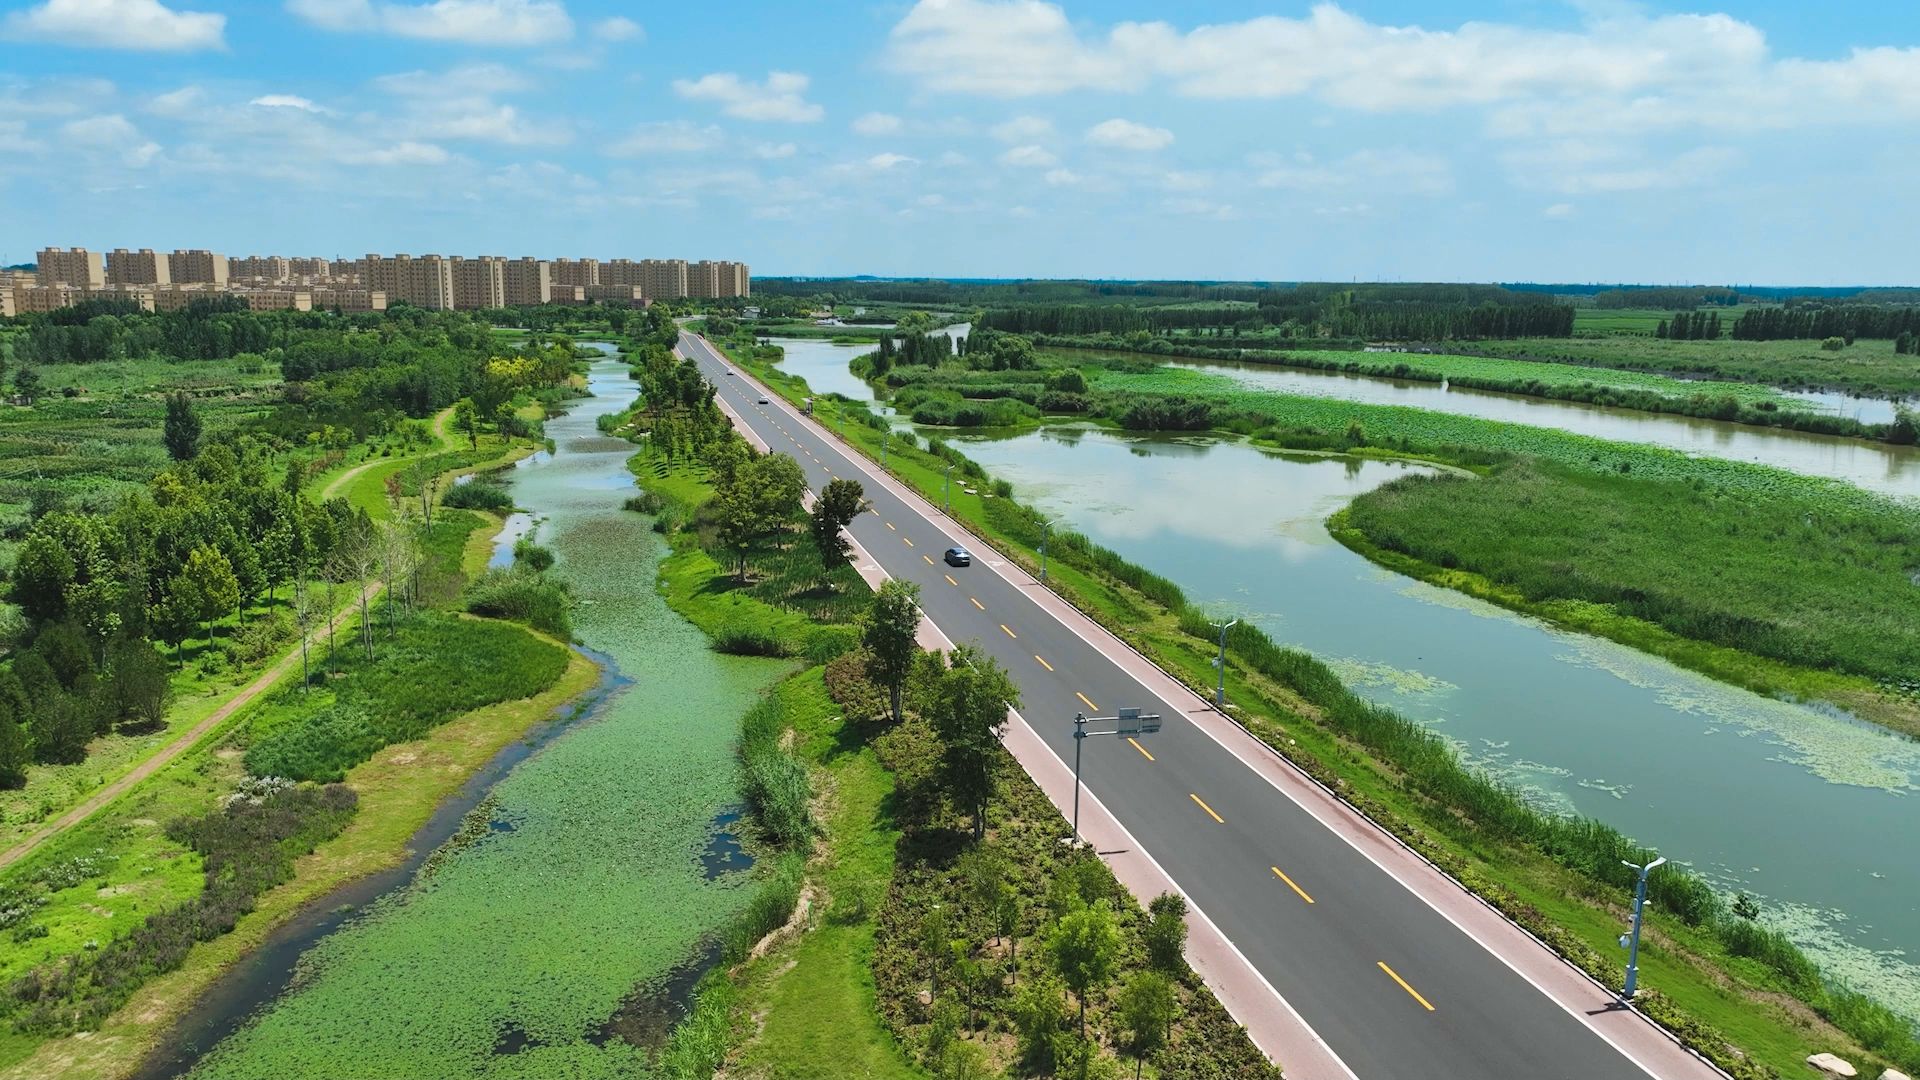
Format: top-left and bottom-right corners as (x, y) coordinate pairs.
(1730, 305), (1920, 341)
(1593, 286), (1740, 309)
(979, 295), (1575, 340)
(9, 296), (273, 366)
(1656, 312), (1724, 340)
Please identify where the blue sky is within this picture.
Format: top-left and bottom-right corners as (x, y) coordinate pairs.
(3, 0), (1917, 283)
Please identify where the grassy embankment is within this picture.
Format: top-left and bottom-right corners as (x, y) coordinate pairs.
(0, 395), (583, 1076)
(1087, 364), (1920, 736)
(1474, 333), (1920, 399)
(626, 439), (1269, 1078)
(1035, 337), (1908, 440)
(717, 337), (1920, 1079)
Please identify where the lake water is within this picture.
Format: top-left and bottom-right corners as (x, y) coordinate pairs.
(945, 424), (1920, 1017)
(1149, 355), (1920, 499)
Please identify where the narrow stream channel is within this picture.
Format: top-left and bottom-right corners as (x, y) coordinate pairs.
(763, 337), (1920, 1018)
(156, 351), (788, 1079)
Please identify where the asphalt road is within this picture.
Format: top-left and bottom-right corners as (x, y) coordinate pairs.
(680, 333), (1662, 1080)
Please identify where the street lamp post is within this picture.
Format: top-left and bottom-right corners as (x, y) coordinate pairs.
(943, 463), (955, 513)
(1068, 707), (1162, 846)
(1211, 619), (1239, 709)
(1619, 855), (1668, 1000)
(1039, 519), (1056, 582)
(881, 431), (889, 468)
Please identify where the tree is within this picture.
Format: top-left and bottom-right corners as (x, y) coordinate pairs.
(1049, 898), (1121, 1036)
(921, 905), (950, 999)
(1733, 893), (1761, 921)
(163, 391), (203, 461)
(863, 579), (922, 723)
(1012, 972), (1070, 1072)
(178, 544), (240, 648)
(1115, 971), (1178, 1078)
(12, 363), (41, 404)
(452, 397), (479, 450)
(106, 637), (172, 731)
(995, 883), (1024, 983)
(9, 532), (77, 625)
(714, 451), (805, 579)
(0, 693), (31, 789)
(809, 477), (866, 568)
(1144, 891), (1189, 972)
(932, 644), (1020, 839)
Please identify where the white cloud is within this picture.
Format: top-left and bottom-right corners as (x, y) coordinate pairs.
(882, 0), (1920, 133)
(990, 115), (1052, 142)
(999, 143), (1056, 168)
(1256, 148), (1453, 196)
(593, 15), (641, 42)
(374, 65), (568, 145)
(251, 94), (325, 113)
(147, 85), (204, 115)
(1543, 202), (1575, 219)
(1501, 141), (1742, 194)
(853, 112), (903, 136)
(4, 0), (224, 51)
(606, 120), (723, 156)
(0, 120), (45, 154)
(1159, 170), (1210, 191)
(343, 140), (453, 166)
(1085, 117), (1172, 151)
(1043, 168), (1080, 186)
(867, 152), (918, 170)
(60, 112), (160, 166)
(753, 141), (797, 159)
(287, 0), (573, 46)
(673, 70), (823, 122)
(1165, 197), (1236, 220)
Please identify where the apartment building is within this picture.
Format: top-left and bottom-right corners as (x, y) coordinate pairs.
(363, 253), (455, 310)
(330, 258), (365, 282)
(168, 249), (229, 286)
(450, 255), (507, 310)
(583, 284), (645, 306)
(288, 257), (328, 279)
(550, 258), (600, 289)
(231, 255), (292, 283)
(641, 258), (688, 301)
(107, 248), (171, 286)
(503, 257), (550, 306)
(311, 288), (387, 313)
(37, 247), (106, 288)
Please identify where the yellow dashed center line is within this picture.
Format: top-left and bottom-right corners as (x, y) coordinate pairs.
(1075, 691), (1098, 712)
(903, 537), (914, 547)
(1127, 737), (1154, 761)
(945, 574), (958, 587)
(1377, 962), (1435, 1012)
(1000, 624), (1017, 638)
(1035, 655), (1053, 671)
(970, 597), (985, 611)
(886, 522), (896, 531)
(1271, 866), (1315, 904)
(922, 555), (934, 565)
(1188, 793), (1224, 823)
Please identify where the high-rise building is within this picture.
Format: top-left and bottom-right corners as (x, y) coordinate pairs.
(640, 258), (688, 301)
(288, 257), (329, 279)
(108, 248), (171, 286)
(38, 247), (106, 288)
(363, 253), (455, 310)
(450, 255), (507, 310)
(504, 257), (551, 306)
(231, 256), (291, 283)
(168, 249), (229, 286)
(687, 260), (726, 299)
(550, 258), (600, 289)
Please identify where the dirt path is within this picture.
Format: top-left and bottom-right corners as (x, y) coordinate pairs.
(318, 406), (457, 503)
(0, 584), (379, 873)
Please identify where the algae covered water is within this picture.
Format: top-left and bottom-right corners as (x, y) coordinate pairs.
(183, 354), (787, 1078)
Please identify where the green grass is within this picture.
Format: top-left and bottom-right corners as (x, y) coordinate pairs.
(1340, 458), (1920, 696)
(1475, 334), (1920, 397)
(735, 669), (923, 1080)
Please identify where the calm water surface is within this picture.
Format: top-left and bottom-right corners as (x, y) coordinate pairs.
(944, 425), (1920, 1015)
(1152, 355), (1920, 499)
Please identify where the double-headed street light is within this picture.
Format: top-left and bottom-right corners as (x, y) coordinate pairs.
(1039, 519), (1057, 582)
(1619, 855), (1668, 1000)
(1210, 618), (1239, 709)
(1070, 708), (1162, 846)
(943, 463), (956, 513)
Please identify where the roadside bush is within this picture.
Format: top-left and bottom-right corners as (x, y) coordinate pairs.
(1, 780), (358, 1037)
(442, 479), (513, 511)
(464, 567), (574, 639)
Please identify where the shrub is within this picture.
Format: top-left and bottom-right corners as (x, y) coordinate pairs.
(244, 705), (384, 783)
(512, 538), (556, 572)
(712, 623), (790, 657)
(441, 479), (513, 511)
(464, 567), (573, 639)
(623, 490), (667, 514)
(738, 695), (813, 848)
